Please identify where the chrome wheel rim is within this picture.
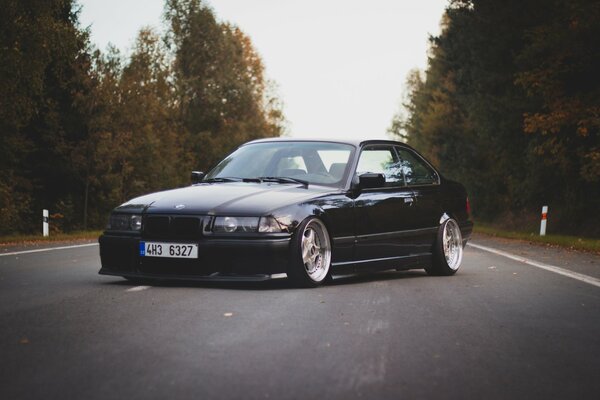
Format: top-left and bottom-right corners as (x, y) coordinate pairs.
(443, 219), (463, 270)
(301, 219), (331, 282)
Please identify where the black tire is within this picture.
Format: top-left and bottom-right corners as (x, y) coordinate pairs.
(426, 218), (463, 276)
(287, 217), (333, 288)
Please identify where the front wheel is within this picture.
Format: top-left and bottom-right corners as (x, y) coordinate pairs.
(426, 218), (463, 276)
(287, 217), (332, 287)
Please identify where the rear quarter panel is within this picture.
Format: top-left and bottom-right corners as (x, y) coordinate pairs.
(441, 178), (473, 240)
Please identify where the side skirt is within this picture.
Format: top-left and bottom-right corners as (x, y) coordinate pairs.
(331, 253), (431, 274)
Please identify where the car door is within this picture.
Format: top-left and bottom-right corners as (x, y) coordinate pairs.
(353, 144), (419, 262)
(394, 146), (443, 253)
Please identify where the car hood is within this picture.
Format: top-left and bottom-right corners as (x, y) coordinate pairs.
(115, 182), (336, 215)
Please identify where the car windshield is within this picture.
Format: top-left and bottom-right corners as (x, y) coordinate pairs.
(204, 141), (355, 188)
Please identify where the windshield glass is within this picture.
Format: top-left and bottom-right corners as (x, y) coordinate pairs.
(205, 141), (355, 188)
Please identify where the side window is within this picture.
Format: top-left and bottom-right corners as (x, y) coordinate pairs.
(394, 147), (438, 186)
(356, 146), (404, 187)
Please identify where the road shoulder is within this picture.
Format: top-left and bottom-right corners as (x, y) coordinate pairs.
(0, 238), (99, 255)
(470, 232), (600, 280)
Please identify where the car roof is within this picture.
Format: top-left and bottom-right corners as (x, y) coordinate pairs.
(245, 137), (412, 149)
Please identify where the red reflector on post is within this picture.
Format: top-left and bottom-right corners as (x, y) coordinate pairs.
(540, 205), (548, 236)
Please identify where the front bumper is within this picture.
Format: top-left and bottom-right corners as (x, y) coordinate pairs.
(99, 234), (291, 281)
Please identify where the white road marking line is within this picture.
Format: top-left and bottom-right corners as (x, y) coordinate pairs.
(0, 243), (99, 257)
(126, 285), (151, 292)
(467, 242), (600, 288)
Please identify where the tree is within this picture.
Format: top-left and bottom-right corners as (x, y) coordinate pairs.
(0, 0), (285, 234)
(391, 0), (600, 235)
(165, 0), (285, 171)
(0, 0), (92, 233)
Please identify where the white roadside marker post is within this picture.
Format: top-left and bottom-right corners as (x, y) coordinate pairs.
(540, 205), (548, 236)
(43, 209), (49, 237)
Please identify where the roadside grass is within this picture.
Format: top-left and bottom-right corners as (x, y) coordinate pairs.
(474, 224), (600, 254)
(0, 230), (102, 246)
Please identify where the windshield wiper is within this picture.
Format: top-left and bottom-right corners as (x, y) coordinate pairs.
(204, 176), (308, 187)
(257, 176), (309, 188)
(203, 177), (243, 183)
(203, 177), (264, 184)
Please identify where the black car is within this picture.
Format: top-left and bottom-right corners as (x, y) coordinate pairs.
(99, 138), (473, 287)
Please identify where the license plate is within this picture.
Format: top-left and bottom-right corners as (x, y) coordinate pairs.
(139, 242), (198, 259)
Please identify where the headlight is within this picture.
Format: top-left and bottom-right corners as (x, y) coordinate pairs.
(258, 217), (283, 233)
(130, 215), (142, 230)
(107, 213), (142, 231)
(213, 217), (259, 233)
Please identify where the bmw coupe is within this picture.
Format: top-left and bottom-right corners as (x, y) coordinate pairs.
(99, 139), (473, 287)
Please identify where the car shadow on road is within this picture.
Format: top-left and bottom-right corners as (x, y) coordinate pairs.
(102, 269), (430, 291)
(104, 277), (290, 291)
(330, 269), (429, 286)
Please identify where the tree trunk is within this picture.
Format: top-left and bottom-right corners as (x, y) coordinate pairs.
(83, 179), (89, 231)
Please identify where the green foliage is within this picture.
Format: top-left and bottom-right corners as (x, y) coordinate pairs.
(0, 0), (91, 233)
(0, 0), (285, 235)
(391, 0), (600, 237)
(165, 0), (284, 170)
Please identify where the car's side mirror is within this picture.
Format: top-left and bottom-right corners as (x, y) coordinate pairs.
(191, 171), (205, 184)
(359, 173), (385, 189)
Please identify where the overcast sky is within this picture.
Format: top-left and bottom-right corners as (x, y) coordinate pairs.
(79, 0), (447, 140)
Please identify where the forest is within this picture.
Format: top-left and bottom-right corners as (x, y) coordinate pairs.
(2, 0), (599, 237)
(390, 0), (599, 236)
(0, 0), (284, 234)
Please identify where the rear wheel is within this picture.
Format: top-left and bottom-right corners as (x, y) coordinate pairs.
(287, 217), (332, 287)
(426, 218), (463, 276)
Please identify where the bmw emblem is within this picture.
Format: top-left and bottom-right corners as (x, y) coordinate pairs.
(174, 204), (186, 210)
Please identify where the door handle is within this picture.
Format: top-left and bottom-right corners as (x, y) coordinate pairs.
(404, 197), (415, 205)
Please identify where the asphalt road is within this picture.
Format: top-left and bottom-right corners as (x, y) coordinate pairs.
(1, 238), (599, 400)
